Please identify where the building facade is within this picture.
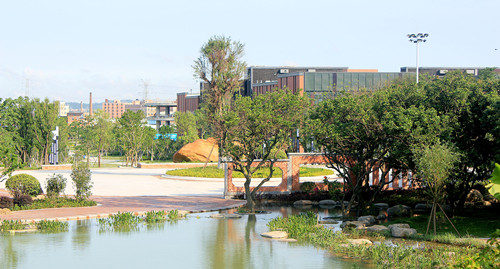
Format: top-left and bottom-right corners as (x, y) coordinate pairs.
(177, 92), (200, 113)
(103, 99), (127, 119)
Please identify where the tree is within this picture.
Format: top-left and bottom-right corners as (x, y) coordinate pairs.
(174, 111), (199, 144)
(309, 81), (444, 216)
(115, 110), (154, 166)
(0, 128), (20, 181)
(413, 143), (460, 236)
(193, 35), (246, 160)
(222, 89), (310, 212)
(89, 110), (113, 168)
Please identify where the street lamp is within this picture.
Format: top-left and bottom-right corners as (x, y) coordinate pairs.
(407, 33), (429, 83)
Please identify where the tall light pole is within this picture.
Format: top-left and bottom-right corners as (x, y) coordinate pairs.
(407, 33), (429, 83)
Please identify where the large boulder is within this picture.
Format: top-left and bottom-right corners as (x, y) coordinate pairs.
(387, 205), (411, 217)
(466, 189), (484, 203)
(391, 227), (417, 238)
(173, 138), (219, 163)
(366, 225), (390, 233)
(358, 215), (376, 226)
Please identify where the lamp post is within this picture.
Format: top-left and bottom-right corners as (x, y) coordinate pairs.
(407, 33), (429, 83)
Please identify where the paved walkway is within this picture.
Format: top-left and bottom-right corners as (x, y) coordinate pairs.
(0, 167), (246, 222)
(0, 195), (246, 222)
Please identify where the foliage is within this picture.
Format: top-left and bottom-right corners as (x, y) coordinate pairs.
(5, 173), (42, 197)
(167, 209), (180, 221)
(70, 160), (93, 200)
(486, 163), (500, 200)
(36, 220), (69, 232)
(14, 194), (33, 207)
(98, 212), (142, 229)
(144, 210), (167, 223)
(11, 197), (96, 211)
(299, 182), (316, 193)
(0, 220), (26, 231)
(222, 89), (310, 212)
(45, 173), (67, 198)
(0, 97), (68, 170)
(193, 35), (246, 159)
(323, 178), (343, 200)
(0, 196), (14, 208)
(174, 111), (199, 143)
(267, 212), (482, 269)
(413, 143), (460, 203)
(453, 229), (500, 268)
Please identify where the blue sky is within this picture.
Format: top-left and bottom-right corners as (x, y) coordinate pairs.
(1, 0), (499, 103)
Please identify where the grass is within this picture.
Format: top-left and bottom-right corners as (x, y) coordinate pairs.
(11, 197), (97, 211)
(267, 212), (487, 268)
(165, 166), (334, 178)
(384, 211), (500, 238)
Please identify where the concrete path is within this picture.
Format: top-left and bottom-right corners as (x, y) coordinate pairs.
(0, 168), (246, 221)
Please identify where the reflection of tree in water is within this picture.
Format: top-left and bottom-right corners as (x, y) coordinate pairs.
(72, 219), (93, 250)
(206, 210), (291, 269)
(0, 236), (20, 268)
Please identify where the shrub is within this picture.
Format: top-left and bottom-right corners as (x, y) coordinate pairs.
(14, 194), (33, 207)
(5, 174), (42, 197)
(45, 174), (67, 198)
(300, 182), (316, 193)
(0, 196), (14, 208)
(324, 178), (343, 200)
(144, 210), (167, 223)
(71, 163), (93, 200)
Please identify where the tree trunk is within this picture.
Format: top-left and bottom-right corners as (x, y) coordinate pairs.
(244, 179), (254, 212)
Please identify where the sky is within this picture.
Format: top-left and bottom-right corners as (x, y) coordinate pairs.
(1, 0), (499, 103)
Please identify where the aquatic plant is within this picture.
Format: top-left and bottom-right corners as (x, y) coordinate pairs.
(167, 209), (180, 221)
(98, 212), (141, 229)
(36, 220), (69, 232)
(0, 220), (26, 231)
(144, 210), (167, 223)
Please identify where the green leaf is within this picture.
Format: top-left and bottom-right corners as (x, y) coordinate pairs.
(487, 163), (500, 199)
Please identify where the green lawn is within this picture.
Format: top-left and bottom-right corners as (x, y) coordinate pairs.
(165, 166), (334, 178)
(384, 209), (500, 238)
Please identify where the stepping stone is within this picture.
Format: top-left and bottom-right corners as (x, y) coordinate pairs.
(293, 200), (313, 206)
(277, 238), (297, 242)
(347, 238), (373, 246)
(210, 213), (242, 219)
(261, 231), (288, 239)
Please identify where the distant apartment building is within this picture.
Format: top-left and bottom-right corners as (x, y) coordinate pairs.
(177, 92), (200, 113)
(103, 99), (127, 118)
(58, 101), (70, 117)
(67, 112), (84, 125)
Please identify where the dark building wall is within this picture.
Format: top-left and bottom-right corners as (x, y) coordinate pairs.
(177, 92), (200, 113)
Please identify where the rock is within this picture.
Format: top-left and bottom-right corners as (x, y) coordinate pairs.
(476, 201), (492, 207)
(376, 214), (387, 220)
(358, 215), (376, 225)
(387, 205), (411, 217)
(318, 220), (339, 225)
(388, 223), (410, 230)
(261, 231), (288, 239)
(341, 221), (367, 229)
(483, 194), (498, 203)
(0, 208), (11, 215)
(293, 200), (313, 206)
(278, 238), (298, 242)
(391, 227), (417, 238)
(372, 203), (389, 210)
(173, 138), (219, 163)
(319, 199), (337, 205)
(366, 225), (390, 233)
(347, 238), (373, 246)
(466, 189), (484, 203)
(414, 203), (432, 212)
(210, 213), (242, 219)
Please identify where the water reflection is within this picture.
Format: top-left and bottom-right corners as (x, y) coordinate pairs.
(1, 206), (358, 269)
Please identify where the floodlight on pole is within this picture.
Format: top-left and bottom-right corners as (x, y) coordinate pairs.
(407, 33), (429, 83)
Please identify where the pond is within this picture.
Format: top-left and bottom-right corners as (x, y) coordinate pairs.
(0, 206), (367, 269)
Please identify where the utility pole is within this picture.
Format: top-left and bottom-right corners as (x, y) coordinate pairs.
(407, 33), (429, 84)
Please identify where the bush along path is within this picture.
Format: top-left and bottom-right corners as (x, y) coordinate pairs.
(266, 212), (499, 268)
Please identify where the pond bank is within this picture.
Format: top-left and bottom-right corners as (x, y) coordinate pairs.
(0, 196), (246, 222)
